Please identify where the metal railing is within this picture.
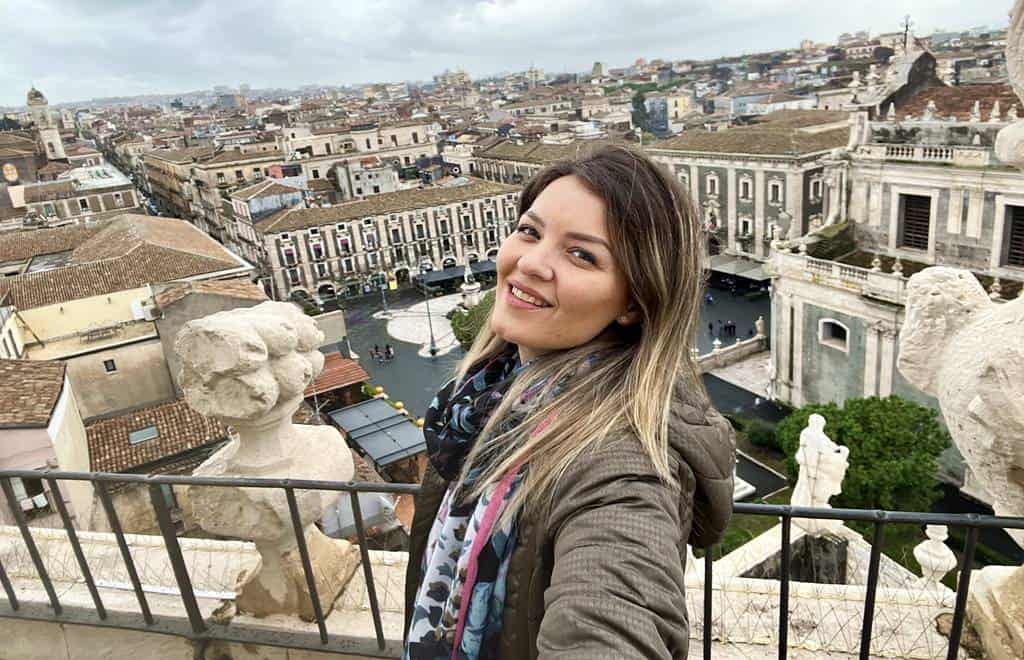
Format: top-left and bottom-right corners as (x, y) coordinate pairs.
(1, 469), (1022, 659)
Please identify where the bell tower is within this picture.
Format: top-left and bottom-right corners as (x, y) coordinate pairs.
(27, 86), (66, 161)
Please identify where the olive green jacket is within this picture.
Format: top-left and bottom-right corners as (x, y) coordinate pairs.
(404, 380), (736, 659)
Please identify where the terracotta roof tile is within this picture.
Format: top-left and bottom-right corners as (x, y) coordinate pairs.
(0, 216), (248, 310)
(305, 352), (370, 397)
(476, 138), (632, 164)
(87, 397), (228, 473)
(257, 178), (519, 233)
(0, 359), (66, 428)
(896, 83), (1019, 121)
(653, 110), (850, 156)
(0, 223), (106, 264)
(153, 277), (267, 309)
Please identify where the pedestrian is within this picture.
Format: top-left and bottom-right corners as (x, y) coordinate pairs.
(385, 344), (394, 361)
(707, 321), (713, 335)
(405, 145), (735, 659)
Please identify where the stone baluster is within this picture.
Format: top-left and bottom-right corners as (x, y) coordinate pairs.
(989, 277), (1003, 300)
(890, 256), (904, 277)
(176, 301), (359, 620)
(913, 525), (957, 590)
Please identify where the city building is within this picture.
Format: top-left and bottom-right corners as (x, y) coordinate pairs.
(255, 178), (519, 301)
(647, 110), (850, 261)
(768, 85), (1023, 416)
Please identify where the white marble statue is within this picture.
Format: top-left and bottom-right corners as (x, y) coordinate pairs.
(791, 414), (849, 536)
(176, 301), (359, 620)
(898, 266), (1024, 660)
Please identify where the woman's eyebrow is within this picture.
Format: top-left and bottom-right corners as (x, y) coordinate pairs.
(525, 209), (610, 250)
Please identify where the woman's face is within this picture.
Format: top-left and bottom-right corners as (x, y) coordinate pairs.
(491, 174), (638, 363)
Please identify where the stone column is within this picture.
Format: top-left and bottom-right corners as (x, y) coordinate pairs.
(176, 301), (359, 621)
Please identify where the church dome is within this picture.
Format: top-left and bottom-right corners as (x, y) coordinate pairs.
(27, 87), (47, 106)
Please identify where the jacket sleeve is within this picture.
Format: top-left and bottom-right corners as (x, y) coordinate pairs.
(536, 444), (689, 660)
(684, 407), (736, 549)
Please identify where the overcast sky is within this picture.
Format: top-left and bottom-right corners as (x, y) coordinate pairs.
(0, 0), (1012, 107)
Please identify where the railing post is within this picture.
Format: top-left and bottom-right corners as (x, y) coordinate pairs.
(778, 513), (791, 660)
(858, 516), (886, 660)
(0, 477), (61, 615)
(350, 490), (386, 651)
(46, 476), (106, 620)
(95, 480), (153, 625)
(148, 482), (205, 635)
(283, 485), (328, 645)
(946, 524), (980, 660)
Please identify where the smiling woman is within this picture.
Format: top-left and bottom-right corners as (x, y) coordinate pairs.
(405, 144), (737, 660)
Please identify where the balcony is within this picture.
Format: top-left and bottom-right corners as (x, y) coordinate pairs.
(772, 250), (908, 305)
(858, 144), (992, 167)
(2, 468), (1022, 659)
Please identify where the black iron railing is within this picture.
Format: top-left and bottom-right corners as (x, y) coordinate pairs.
(0, 469), (1022, 660)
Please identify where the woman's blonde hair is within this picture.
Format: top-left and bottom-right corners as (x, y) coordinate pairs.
(449, 144), (707, 525)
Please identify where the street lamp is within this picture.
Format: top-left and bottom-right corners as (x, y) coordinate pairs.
(423, 282), (438, 358)
(378, 270), (389, 314)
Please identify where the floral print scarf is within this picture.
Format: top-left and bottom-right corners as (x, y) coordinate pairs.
(405, 344), (554, 660)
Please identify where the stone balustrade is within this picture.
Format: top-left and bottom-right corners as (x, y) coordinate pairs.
(858, 143), (992, 167)
(774, 250), (908, 305)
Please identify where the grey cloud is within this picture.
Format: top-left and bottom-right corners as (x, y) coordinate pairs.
(0, 0), (1012, 106)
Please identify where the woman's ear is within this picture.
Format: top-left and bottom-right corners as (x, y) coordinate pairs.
(617, 304), (641, 326)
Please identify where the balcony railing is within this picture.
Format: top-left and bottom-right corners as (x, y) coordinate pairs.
(775, 251), (908, 304)
(858, 144), (992, 167)
(1, 469), (1022, 659)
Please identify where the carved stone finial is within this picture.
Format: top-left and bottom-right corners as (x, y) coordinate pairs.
(791, 414), (849, 536)
(755, 315), (766, 337)
(798, 241), (808, 254)
(176, 301), (359, 620)
(870, 254), (882, 271)
(990, 100), (1003, 123)
(989, 277), (1003, 300)
(886, 102), (896, 121)
(971, 101), (982, 122)
(922, 100), (937, 121)
(914, 525), (957, 589)
(712, 337), (722, 352)
(1010, 104), (1020, 121)
(890, 256), (903, 276)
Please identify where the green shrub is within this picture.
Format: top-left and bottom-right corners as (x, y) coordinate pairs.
(450, 289), (496, 349)
(745, 420), (779, 450)
(776, 396), (950, 513)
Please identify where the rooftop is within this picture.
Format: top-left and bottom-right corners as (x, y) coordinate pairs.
(256, 178), (518, 233)
(475, 137), (632, 164)
(0, 214), (248, 310)
(0, 359), (66, 428)
(228, 178), (303, 202)
(86, 397), (229, 473)
(653, 110), (850, 156)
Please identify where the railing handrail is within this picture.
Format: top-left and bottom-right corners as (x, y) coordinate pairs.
(2, 468), (1023, 660)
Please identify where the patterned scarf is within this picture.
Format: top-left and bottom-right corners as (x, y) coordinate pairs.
(405, 344), (555, 660)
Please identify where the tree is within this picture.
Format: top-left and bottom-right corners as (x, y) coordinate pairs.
(776, 396), (950, 513)
(450, 289), (496, 348)
(631, 92), (652, 134)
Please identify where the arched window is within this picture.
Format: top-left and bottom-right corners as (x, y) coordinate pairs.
(706, 173), (719, 196)
(819, 319), (850, 353)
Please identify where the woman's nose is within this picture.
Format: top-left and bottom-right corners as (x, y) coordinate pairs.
(516, 247), (554, 280)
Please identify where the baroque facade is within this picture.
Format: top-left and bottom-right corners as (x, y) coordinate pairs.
(256, 178), (520, 301)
